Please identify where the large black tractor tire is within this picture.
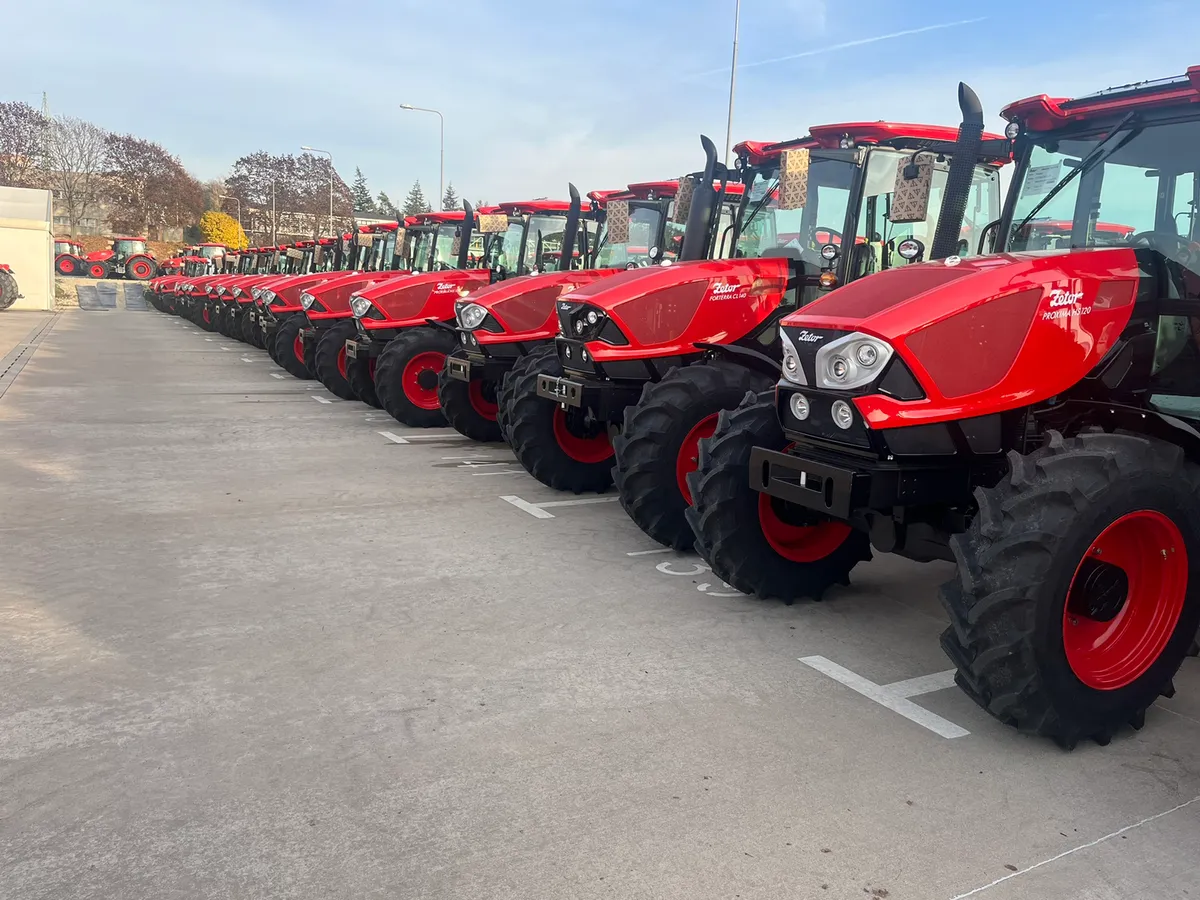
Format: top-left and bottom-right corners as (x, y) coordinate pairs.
(197, 303), (217, 332)
(56, 255), (81, 277)
(685, 392), (872, 602)
(507, 348), (615, 494)
(302, 328), (318, 374)
(940, 431), (1200, 749)
(239, 308), (258, 346)
(614, 361), (773, 550)
(216, 305), (234, 338)
(272, 317), (314, 380)
(0, 271), (19, 311)
(87, 260), (110, 280)
(438, 350), (503, 442)
(314, 320), (359, 401)
(496, 345), (554, 443)
(375, 327), (456, 427)
(345, 347), (381, 409)
(125, 255), (156, 281)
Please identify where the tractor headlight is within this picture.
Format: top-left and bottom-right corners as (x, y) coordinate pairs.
(457, 303), (488, 330)
(779, 329), (807, 386)
(351, 295), (372, 319)
(251, 288), (262, 299)
(262, 290), (276, 303)
(831, 400), (855, 430)
(232, 288), (243, 298)
(789, 393), (810, 421)
(216, 287), (226, 296)
(815, 332), (893, 391)
(300, 292), (316, 310)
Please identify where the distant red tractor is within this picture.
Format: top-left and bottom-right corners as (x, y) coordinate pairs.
(53, 237), (89, 276)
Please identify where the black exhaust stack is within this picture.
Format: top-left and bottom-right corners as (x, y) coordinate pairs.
(930, 83), (984, 261)
(679, 134), (718, 262)
(458, 200), (474, 269)
(558, 183), (582, 272)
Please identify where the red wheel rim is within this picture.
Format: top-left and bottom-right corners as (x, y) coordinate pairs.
(552, 406), (612, 464)
(336, 346), (348, 380)
(402, 351), (446, 410)
(757, 492), (851, 563)
(469, 379), (498, 421)
(131, 260), (152, 278)
(293, 334), (305, 364)
(203, 307), (211, 324)
(676, 413), (719, 505)
(89, 264), (105, 278)
(1063, 510), (1187, 690)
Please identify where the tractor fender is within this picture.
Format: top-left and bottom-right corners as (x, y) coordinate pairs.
(425, 318), (459, 335)
(694, 341), (781, 378)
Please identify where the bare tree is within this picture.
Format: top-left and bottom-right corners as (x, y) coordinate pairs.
(43, 116), (108, 234)
(0, 101), (48, 188)
(103, 133), (203, 238)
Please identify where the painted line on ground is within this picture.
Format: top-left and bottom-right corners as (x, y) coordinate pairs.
(241, 357), (256, 363)
(204, 338), (213, 342)
(313, 396), (332, 404)
(799, 656), (969, 739)
(626, 548), (674, 557)
(471, 468), (525, 477)
(501, 495), (620, 519)
(947, 794), (1200, 899)
(271, 373), (286, 379)
(379, 431), (409, 444)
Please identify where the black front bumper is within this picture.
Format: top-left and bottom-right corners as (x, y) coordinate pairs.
(535, 373), (645, 422)
(749, 445), (978, 521)
(345, 336), (386, 361)
(447, 350), (513, 384)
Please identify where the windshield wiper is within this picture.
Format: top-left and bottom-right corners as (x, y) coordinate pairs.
(1011, 110), (1142, 240)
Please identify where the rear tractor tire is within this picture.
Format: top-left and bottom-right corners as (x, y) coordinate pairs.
(0, 270), (19, 310)
(313, 319), (360, 401)
(941, 431), (1200, 748)
(685, 392), (871, 602)
(614, 361), (772, 550)
(56, 255), (80, 277)
(375, 326), (456, 427)
(507, 347), (614, 494)
(272, 316), (314, 380)
(438, 350), (503, 443)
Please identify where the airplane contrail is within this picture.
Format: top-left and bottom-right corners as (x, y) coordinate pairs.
(688, 17), (989, 79)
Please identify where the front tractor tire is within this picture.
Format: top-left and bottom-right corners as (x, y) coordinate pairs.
(87, 260), (110, 279)
(272, 317), (314, 380)
(0, 270), (19, 310)
(686, 393), (871, 602)
(375, 326), (456, 427)
(125, 255), (156, 281)
(314, 320), (360, 401)
(496, 345), (554, 443)
(438, 350), (503, 443)
(614, 361), (773, 550)
(941, 431), (1200, 749)
(507, 348), (614, 494)
(346, 346), (381, 409)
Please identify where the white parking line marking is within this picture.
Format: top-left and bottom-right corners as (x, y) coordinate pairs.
(501, 495), (554, 519)
(471, 469), (525, 477)
(948, 794), (1200, 899)
(313, 396), (332, 404)
(799, 656), (969, 739)
(204, 338), (213, 342)
(379, 431), (409, 444)
(626, 548), (674, 557)
(501, 495), (619, 518)
(271, 373), (285, 379)
(221, 346), (233, 351)
(241, 357), (256, 363)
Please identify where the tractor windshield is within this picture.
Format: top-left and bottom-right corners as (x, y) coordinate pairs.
(198, 246), (225, 260)
(594, 202), (674, 268)
(1004, 119), (1200, 255)
(114, 239), (147, 257)
(431, 223), (460, 270)
(407, 228), (437, 272)
(523, 214), (572, 273)
(483, 221), (525, 276)
(735, 152), (856, 264)
(55, 241), (72, 255)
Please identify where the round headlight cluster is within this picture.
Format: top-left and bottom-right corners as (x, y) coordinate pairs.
(350, 296), (372, 319)
(457, 303), (488, 330)
(251, 288), (262, 299)
(575, 320), (584, 334)
(300, 292), (316, 310)
(789, 393), (810, 421)
(262, 290), (276, 303)
(820, 243), (839, 261)
(586, 310), (599, 325)
(216, 287), (226, 296)
(831, 400), (854, 430)
(815, 332), (894, 391)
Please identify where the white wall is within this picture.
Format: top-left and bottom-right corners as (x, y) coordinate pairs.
(0, 186), (54, 311)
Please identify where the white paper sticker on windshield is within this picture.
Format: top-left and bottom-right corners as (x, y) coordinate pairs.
(749, 178), (771, 202)
(1022, 163), (1062, 197)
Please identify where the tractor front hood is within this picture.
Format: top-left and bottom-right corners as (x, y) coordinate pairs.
(356, 269), (492, 331)
(783, 248), (1141, 429)
(563, 258), (790, 360)
(302, 269), (410, 320)
(267, 271), (353, 311)
(469, 268), (622, 344)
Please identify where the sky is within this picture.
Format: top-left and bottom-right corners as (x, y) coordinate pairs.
(4, 0), (1200, 210)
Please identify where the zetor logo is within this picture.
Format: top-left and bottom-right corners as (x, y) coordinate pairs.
(433, 282), (458, 293)
(1049, 289), (1085, 308)
(794, 330), (822, 343)
(708, 281), (749, 301)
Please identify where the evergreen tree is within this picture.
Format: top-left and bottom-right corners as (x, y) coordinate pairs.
(351, 166), (377, 214)
(441, 182), (459, 212)
(402, 180), (430, 216)
(377, 190), (398, 217)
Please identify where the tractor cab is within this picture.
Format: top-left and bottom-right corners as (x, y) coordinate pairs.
(475, 199), (600, 281)
(350, 223), (403, 273)
(89, 237), (158, 281)
(54, 237), (84, 258)
(53, 238), (90, 277)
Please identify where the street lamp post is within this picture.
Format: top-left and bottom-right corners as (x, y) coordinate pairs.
(399, 104), (444, 209)
(301, 145), (335, 234)
(219, 194), (241, 228)
(725, 0), (742, 168)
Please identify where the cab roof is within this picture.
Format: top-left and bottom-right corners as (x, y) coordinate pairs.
(114, 235), (147, 241)
(495, 199), (573, 215)
(736, 121), (1006, 166)
(410, 211), (466, 225)
(1003, 66), (1200, 132)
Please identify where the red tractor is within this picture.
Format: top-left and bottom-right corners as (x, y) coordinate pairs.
(442, 181), (689, 442)
(504, 109), (1006, 554)
(53, 237), (89, 276)
(80, 237), (158, 280)
(689, 70), (1200, 747)
(346, 199), (597, 421)
(0, 263), (20, 310)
